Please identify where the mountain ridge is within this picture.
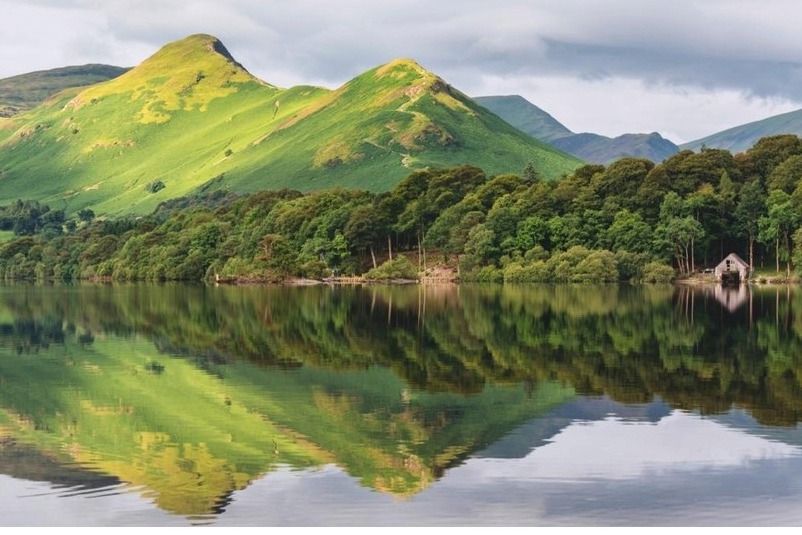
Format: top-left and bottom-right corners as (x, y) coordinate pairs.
(0, 34), (580, 215)
(681, 108), (802, 153)
(475, 94), (679, 163)
(0, 64), (128, 117)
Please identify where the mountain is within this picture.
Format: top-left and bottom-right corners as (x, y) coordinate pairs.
(0, 34), (580, 215)
(0, 64), (128, 117)
(475, 94), (679, 163)
(551, 132), (679, 164)
(682, 108), (802, 153)
(473, 95), (572, 142)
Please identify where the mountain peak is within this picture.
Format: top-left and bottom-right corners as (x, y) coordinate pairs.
(66, 33), (263, 123)
(137, 33), (249, 73)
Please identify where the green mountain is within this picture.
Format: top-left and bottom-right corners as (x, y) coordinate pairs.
(682, 108), (802, 153)
(473, 95), (572, 142)
(0, 35), (580, 216)
(475, 94), (679, 163)
(0, 64), (128, 117)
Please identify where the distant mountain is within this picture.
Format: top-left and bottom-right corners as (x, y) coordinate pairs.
(0, 64), (128, 117)
(473, 95), (572, 142)
(0, 35), (580, 215)
(475, 94), (679, 164)
(682, 108), (802, 153)
(551, 132), (679, 164)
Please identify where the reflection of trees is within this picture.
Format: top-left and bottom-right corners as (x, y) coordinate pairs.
(1, 283), (802, 426)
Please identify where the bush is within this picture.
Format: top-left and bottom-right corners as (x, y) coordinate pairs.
(145, 180), (166, 193)
(615, 251), (649, 282)
(299, 259), (329, 279)
(572, 250), (618, 282)
(642, 261), (675, 283)
(364, 256), (418, 280)
(467, 265), (503, 282)
(503, 260), (550, 282)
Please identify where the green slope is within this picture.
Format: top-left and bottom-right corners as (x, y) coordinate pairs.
(474, 94), (573, 142)
(0, 35), (581, 216)
(682, 108), (802, 153)
(0, 64), (128, 117)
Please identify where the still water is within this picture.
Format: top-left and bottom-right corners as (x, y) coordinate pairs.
(1, 283), (802, 526)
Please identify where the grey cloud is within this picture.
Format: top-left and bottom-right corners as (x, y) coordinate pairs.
(3, 0), (802, 139)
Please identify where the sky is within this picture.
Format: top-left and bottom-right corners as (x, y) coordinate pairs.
(2, 0), (802, 143)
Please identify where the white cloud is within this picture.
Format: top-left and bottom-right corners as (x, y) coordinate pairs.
(470, 74), (802, 143)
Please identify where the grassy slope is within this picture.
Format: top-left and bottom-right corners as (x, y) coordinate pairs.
(473, 94), (573, 142)
(0, 64), (127, 117)
(682, 108), (802, 153)
(0, 35), (581, 216)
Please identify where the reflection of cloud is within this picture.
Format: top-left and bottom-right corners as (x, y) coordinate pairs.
(460, 411), (801, 482)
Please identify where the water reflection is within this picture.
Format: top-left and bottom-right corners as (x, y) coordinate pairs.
(1, 283), (802, 524)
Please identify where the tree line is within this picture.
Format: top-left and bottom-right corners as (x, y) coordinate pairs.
(2, 134), (802, 282)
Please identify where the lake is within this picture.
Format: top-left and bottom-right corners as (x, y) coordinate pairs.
(1, 283), (802, 526)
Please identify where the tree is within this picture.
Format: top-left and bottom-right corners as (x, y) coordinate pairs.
(78, 208), (96, 223)
(734, 179), (765, 269)
(655, 192), (704, 275)
(522, 162), (540, 183)
(759, 190), (800, 276)
(259, 234), (296, 275)
(605, 210), (653, 254)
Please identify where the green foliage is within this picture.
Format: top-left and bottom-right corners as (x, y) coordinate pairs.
(364, 256), (418, 280)
(0, 127), (800, 284)
(145, 180), (166, 194)
(641, 261), (675, 283)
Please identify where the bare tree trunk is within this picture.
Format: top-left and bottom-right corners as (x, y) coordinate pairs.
(748, 236), (754, 270)
(387, 235), (393, 261)
(417, 232), (422, 271)
(786, 232), (791, 279)
(370, 246), (377, 269)
(776, 238), (780, 273)
(691, 237), (695, 273)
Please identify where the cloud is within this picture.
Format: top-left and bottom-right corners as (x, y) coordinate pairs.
(2, 0), (802, 142)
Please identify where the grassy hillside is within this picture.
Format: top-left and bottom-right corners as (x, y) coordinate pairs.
(0, 35), (581, 216)
(476, 94), (678, 163)
(0, 64), (127, 117)
(682, 108), (802, 153)
(473, 94), (572, 142)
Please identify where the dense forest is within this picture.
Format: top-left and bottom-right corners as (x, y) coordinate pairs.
(3, 134), (802, 283)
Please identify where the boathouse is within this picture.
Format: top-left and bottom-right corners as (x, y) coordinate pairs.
(713, 253), (750, 284)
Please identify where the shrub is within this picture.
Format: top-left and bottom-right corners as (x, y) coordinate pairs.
(145, 180), (166, 193)
(471, 265), (503, 282)
(299, 259), (329, 279)
(364, 256), (418, 280)
(503, 260), (550, 282)
(572, 250), (618, 282)
(614, 250), (649, 282)
(642, 261), (675, 283)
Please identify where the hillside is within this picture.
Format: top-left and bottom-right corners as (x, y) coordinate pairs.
(682, 108), (802, 153)
(0, 35), (580, 215)
(0, 64), (127, 117)
(473, 95), (572, 142)
(475, 94), (679, 163)
(551, 132), (679, 164)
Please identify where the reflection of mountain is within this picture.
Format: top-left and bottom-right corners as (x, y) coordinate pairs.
(1, 283), (802, 518)
(0, 321), (573, 515)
